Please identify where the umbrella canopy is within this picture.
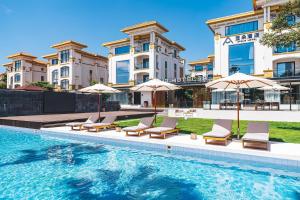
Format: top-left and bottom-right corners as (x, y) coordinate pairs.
(206, 73), (275, 89)
(205, 73), (276, 139)
(79, 83), (120, 119)
(258, 84), (289, 91)
(212, 88), (236, 92)
(130, 79), (181, 92)
(15, 85), (46, 91)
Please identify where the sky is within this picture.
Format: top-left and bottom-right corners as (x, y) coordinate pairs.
(0, 0), (253, 73)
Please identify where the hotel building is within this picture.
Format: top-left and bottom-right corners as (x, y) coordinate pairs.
(3, 53), (47, 89)
(206, 0), (300, 104)
(103, 21), (185, 106)
(189, 55), (214, 81)
(43, 41), (108, 91)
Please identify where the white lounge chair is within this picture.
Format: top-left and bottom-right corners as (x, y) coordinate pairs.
(123, 116), (155, 136)
(144, 117), (179, 139)
(84, 116), (117, 132)
(242, 122), (269, 150)
(202, 119), (233, 145)
(66, 115), (98, 131)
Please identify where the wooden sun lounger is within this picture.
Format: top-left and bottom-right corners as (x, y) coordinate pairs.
(202, 119), (233, 145)
(123, 116), (155, 136)
(242, 122), (269, 150)
(66, 114), (98, 131)
(84, 116), (117, 132)
(144, 117), (179, 139)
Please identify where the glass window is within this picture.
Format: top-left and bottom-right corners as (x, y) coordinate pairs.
(60, 79), (69, 90)
(115, 46), (130, 55)
(143, 74), (149, 82)
(10, 76), (13, 85)
(229, 42), (254, 75)
(207, 63), (213, 71)
(174, 64), (177, 78)
(225, 21), (258, 36)
(15, 60), (21, 72)
(41, 76), (44, 81)
(60, 66), (69, 77)
(274, 42), (297, 53)
(60, 50), (70, 63)
(207, 74), (213, 80)
(116, 60), (129, 84)
(164, 61), (168, 79)
(173, 50), (177, 58)
(287, 15), (296, 26)
(142, 58), (149, 68)
(51, 59), (58, 65)
(195, 65), (203, 71)
(52, 70), (58, 84)
(14, 73), (21, 83)
(274, 62), (295, 77)
(142, 43), (149, 52)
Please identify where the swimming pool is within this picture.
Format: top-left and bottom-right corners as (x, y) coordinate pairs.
(0, 127), (299, 199)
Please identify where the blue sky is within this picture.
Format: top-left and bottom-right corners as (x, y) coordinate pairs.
(0, 0), (252, 73)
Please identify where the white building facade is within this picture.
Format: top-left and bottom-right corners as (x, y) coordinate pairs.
(189, 55), (214, 81)
(103, 21), (185, 106)
(4, 53), (47, 89)
(207, 0), (300, 104)
(43, 41), (108, 91)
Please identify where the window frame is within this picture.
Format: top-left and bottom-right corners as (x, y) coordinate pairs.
(225, 21), (258, 36)
(274, 61), (295, 78)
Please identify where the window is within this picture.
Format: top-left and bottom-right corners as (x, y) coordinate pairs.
(52, 70), (58, 84)
(229, 42), (254, 75)
(10, 76), (13, 85)
(274, 62), (295, 77)
(164, 61), (168, 79)
(287, 15), (296, 26)
(60, 50), (70, 63)
(41, 76), (44, 81)
(89, 70), (93, 83)
(207, 63), (213, 71)
(225, 21), (258, 36)
(174, 64), (177, 78)
(143, 74), (149, 82)
(142, 58), (149, 68)
(116, 60), (129, 84)
(207, 74), (213, 80)
(60, 79), (69, 90)
(51, 59), (58, 65)
(100, 78), (104, 83)
(274, 42), (297, 53)
(14, 73), (21, 83)
(156, 55), (159, 69)
(195, 65), (203, 71)
(173, 50), (177, 58)
(142, 43), (149, 52)
(15, 60), (21, 72)
(115, 46), (130, 55)
(60, 66), (69, 77)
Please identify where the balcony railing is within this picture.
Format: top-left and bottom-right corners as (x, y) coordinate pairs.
(135, 63), (149, 70)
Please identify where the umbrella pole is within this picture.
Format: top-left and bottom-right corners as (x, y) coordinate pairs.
(154, 89), (157, 123)
(237, 86), (240, 139)
(98, 93), (101, 121)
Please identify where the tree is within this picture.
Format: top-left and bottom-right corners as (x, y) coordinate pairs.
(30, 81), (54, 91)
(260, 0), (300, 47)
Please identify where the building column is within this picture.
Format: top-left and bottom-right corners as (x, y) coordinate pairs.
(129, 35), (135, 83)
(149, 32), (156, 79)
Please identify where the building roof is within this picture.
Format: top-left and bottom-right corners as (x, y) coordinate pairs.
(157, 34), (185, 51)
(7, 52), (37, 59)
(102, 38), (130, 47)
(3, 62), (13, 67)
(51, 40), (87, 49)
(121, 21), (169, 33)
(74, 49), (108, 61)
(189, 55), (214, 66)
(42, 53), (58, 59)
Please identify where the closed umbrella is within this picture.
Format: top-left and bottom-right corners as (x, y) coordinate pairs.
(206, 72), (276, 139)
(131, 79), (181, 121)
(79, 83), (120, 120)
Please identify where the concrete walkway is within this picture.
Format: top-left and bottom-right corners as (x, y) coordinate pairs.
(168, 108), (300, 122)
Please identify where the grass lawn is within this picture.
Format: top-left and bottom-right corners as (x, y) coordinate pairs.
(116, 116), (300, 144)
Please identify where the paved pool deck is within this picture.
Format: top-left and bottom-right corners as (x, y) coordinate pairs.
(41, 126), (300, 164)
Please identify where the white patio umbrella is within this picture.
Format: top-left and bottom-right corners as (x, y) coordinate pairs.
(258, 84), (289, 91)
(79, 83), (120, 120)
(130, 79), (181, 121)
(206, 72), (276, 139)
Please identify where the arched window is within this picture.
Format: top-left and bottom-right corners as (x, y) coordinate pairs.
(60, 79), (69, 90)
(52, 70), (58, 84)
(60, 66), (69, 77)
(14, 73), (21, 83)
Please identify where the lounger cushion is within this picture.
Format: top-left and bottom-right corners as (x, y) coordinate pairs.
(145, 127), (174, 133)
(123, 124), (148, 132)
(203, 131), (231, 138)
(66, 122), (84, 126)
(242, 133), (269, 142)
(83, 123), (111, 128)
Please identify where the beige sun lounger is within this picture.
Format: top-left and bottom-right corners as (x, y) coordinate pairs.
(144, 117), (179, 139)
(84, 116), (117, 132)
(203, 119), (233, 145)
(123, 116), (155, 136)
(66, 115), (98, 131)
(242, 122), (269, 150)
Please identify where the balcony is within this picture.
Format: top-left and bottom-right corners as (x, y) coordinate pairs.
(134, 42), (150, 54)
(135, 63), (149, 70)
(134, 55), (150, 70)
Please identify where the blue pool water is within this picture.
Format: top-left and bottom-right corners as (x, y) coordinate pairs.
(0, 127), (300, 199)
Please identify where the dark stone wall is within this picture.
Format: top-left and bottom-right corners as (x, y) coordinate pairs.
(0, 90), (120, 117)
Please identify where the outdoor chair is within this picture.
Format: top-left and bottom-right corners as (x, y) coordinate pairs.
(66, 114), (98, 131)
(202, 119), (233, 145)
(123, 116), (155, 136)
(144, 117), (179, 139)
(84, 116), (117, 132)
(242, 122), (269, 150)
